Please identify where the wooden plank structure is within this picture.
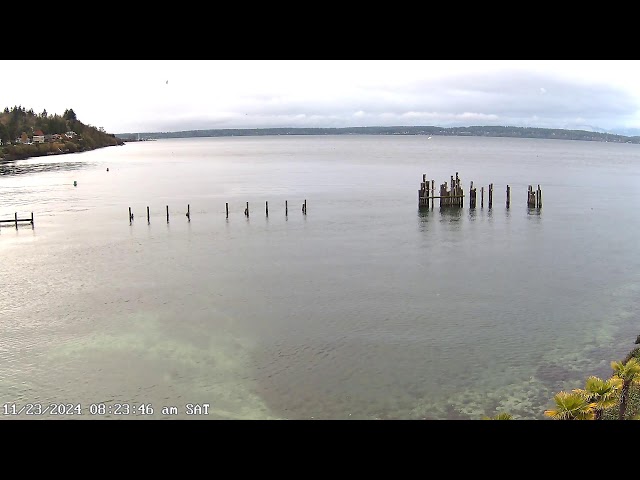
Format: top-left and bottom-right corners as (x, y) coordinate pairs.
(0, 212), (34, 229)
(418, 172), (465, 208)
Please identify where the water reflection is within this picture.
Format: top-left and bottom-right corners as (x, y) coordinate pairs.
(0, 161), (94, 176)
(527, 207), (542, 217)
(438, 207), (463, 222)
(417, 207), (433, 232)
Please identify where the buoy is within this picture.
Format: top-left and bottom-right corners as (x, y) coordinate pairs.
(106, 168), (109, 172)
(73, 181), (77, 186)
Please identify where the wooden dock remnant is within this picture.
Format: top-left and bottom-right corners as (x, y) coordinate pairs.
(418, 172), (465, 208)
(418, 176), (541, 210)
(0, 212), (34, 229)
(527, 184), (542, 208)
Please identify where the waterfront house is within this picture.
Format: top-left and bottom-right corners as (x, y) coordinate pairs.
(33, 130), (45, 143)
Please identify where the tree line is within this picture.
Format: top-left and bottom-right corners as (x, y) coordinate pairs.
(118, 125), (640, 144)
(0, 105), (123, 161)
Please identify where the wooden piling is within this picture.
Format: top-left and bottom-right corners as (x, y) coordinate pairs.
(431, 180), (434, 208)
(285, 200), (288, 216)
(129, 207), (132, 223)
(266, 201), (268, 217)
(245, 202), (249, 217)
(469, 181), (476, 208)
(506, 185), (510, 208)
(537, 185), (542, 208)
(226, 202), (229, 218)
(488, 183), (493, 209)
(147, 206), (150, 224)
(187, 204), (190, 221)
(15, 212), (18, 229)
(481, 186), (484, 208)
(166, 205), (169, 223)
(303, 199), (307, 214)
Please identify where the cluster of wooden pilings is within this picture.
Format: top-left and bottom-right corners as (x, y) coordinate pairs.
(527, 185), (543, 208)
(129, 200), (307, 224)
(418, 174), (541, 209)
(418, 172), (465, 208)
(0, 212), (34, 230)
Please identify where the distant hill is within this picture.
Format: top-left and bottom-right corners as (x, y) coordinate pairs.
(0, 105), (124, 161)
(116, 125), (640, 144)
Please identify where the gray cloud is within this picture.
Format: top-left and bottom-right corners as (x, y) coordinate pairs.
(117, 69), (640, 134)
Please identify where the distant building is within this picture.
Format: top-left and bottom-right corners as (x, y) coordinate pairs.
(65, 131), (77, 138)
(33, 130), (45, 143)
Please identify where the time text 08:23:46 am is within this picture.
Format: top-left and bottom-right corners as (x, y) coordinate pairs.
(2, 402), (211, 417)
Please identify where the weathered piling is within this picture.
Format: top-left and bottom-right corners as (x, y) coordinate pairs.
(469, 181), (477, 208)
(31, 212), (34, 227)
(147, 206), (150, 224)
(245, 202), (249, 217)
(528, 184), (543, 208)
(14, 212), (17, 229)
(129, 207), (133, 223)
(285, 200), (288, 216)
(303, 199), (307, 214)
(537, 185), (542, 208)
(506, 185), (510, 208)
(225, 203), (229, 218)
(166, 205), (169, 223)
(186, 204), (190, 221)
(481, 186), (484, 208)
(431, 180), (434, 208)
(418, 173), (431, 208)
(488, 183), (493, 209)
(266, 201), (269, 217)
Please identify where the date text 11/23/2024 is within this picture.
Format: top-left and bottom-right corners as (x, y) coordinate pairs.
(2, 402), (211, 417)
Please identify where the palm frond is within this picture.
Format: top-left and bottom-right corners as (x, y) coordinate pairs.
(544, 391), (596, 420)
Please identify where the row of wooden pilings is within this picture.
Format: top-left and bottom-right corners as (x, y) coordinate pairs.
(129, 200), (307, 224)
(418, 173), (542, 209)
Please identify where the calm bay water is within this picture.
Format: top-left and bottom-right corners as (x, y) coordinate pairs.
(2, 135), (640, 419)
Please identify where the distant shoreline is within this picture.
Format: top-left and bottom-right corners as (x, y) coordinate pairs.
(115, 125), (640, 144)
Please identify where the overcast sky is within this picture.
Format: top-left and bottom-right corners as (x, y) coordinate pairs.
(3, 60), (640, 135)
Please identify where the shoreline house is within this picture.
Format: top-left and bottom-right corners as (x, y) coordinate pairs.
(33, 130), (45, 144)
